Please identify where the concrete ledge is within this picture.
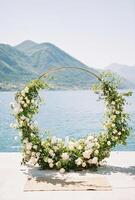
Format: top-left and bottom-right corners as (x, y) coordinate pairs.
(0, 152), (135, 200)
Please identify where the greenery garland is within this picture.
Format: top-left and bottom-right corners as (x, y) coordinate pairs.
(10, 71), (132, 173)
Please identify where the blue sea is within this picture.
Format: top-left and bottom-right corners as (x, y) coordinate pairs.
(0, 90), (135, 152)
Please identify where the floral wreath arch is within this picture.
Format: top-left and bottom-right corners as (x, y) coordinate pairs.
(11, 67), (132, 173)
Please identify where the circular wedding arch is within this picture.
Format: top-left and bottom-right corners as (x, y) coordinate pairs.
(11, 67), (131, 172)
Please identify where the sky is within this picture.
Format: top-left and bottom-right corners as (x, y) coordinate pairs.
(0, 0), (135, 68)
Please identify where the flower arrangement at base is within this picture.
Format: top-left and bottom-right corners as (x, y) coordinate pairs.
(11, 69), (132, 173)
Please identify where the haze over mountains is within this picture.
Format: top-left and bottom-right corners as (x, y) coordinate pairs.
(0, 40), (134, 90)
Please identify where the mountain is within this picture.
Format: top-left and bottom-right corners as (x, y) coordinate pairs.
(0, 43), (37, 83)
(15, 40), (38, 53)
(0, 41), (98, 90)
(0, 40), (134, 90)
(105, 63), (135, 83)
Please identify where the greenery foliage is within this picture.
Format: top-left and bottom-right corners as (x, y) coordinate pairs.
(11, 72), (132, 173)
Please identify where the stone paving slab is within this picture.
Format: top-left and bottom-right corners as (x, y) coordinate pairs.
(0, 152), (135, 200)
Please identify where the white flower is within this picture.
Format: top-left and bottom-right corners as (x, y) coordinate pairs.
(113, 130), (117, 134)
(107, 141), (111, 146)
(111, 101), (115, 105)
(86, 141), (94, 149)
(68, 141), (75, 150)
(21, 91), (26, 97)
(61, 152), (69, 160)
(49, 149), (55, 157)
(30, 124), (34, 129)
(92, 157), (98, 164)
(57, 138), (62, 143)
(94, 138), (98, 142)
(94, 142), (100, 148)
(26, 99), (30, 104)
(24, 87), (29, 93)
(60, 168), (65, 174)
(49, 163), (54, 168)
(87, 135), (94, 141)
(88, 159), (92, 164)
(75, 158), (83, 166)
(31, 99), (35, 104)
(82, 162), (86, 167)
(23, 103), (27, 108)
(26, 150), (31, 155)
(77, 145), (82, 150)
(23, 138), (29, 144)
(94, 150), (99, 155)
(53, 146), (59, 152)
(47, 158), (53, 164)
(26, 142), (32, 150)
(111, 123), (115, 128)
(118, 132), (122, 135)
(83, 150), (92, 159)
(30, 157), (37, 165)
(116, 111), (120, 115)
(33, 145), (38, 150)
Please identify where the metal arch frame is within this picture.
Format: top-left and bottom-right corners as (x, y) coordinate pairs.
(38, 66), (102, 81)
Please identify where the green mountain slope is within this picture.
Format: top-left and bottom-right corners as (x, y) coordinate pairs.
(0, 43), (37, 83)
(0, 40), (134, 90)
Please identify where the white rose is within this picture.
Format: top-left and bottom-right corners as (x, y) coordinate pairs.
(75, 158), (83, 166)
(111, 101), (115, 105)
(60, 168), (65, 174)
(83, 150), (92, 159)
(94, 150), (99, 155)
(86, 142), (94, 149)
(48, 158), (53, 164)
(30, 157), (37, 165)
(61, 152), (69, 160)
(26, 142), (32, 150)
(23, 103), (27, 108)
(49, 149), (55, 157)
(68, 141), (75, 150)
(31, 99), (35, 104)
(82, 162), (86, 167)
(77, 145), (82, 150)
(49, 163), (54, 168)
(92, 157), (98, 164)
(107, 141), (111, 146)
(88, 159), (92, 164)
(24, 87), (29, 93)
(87, 135), (94, 141)
(118, 132), (122, 136)
(33, 145), (38, 150)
